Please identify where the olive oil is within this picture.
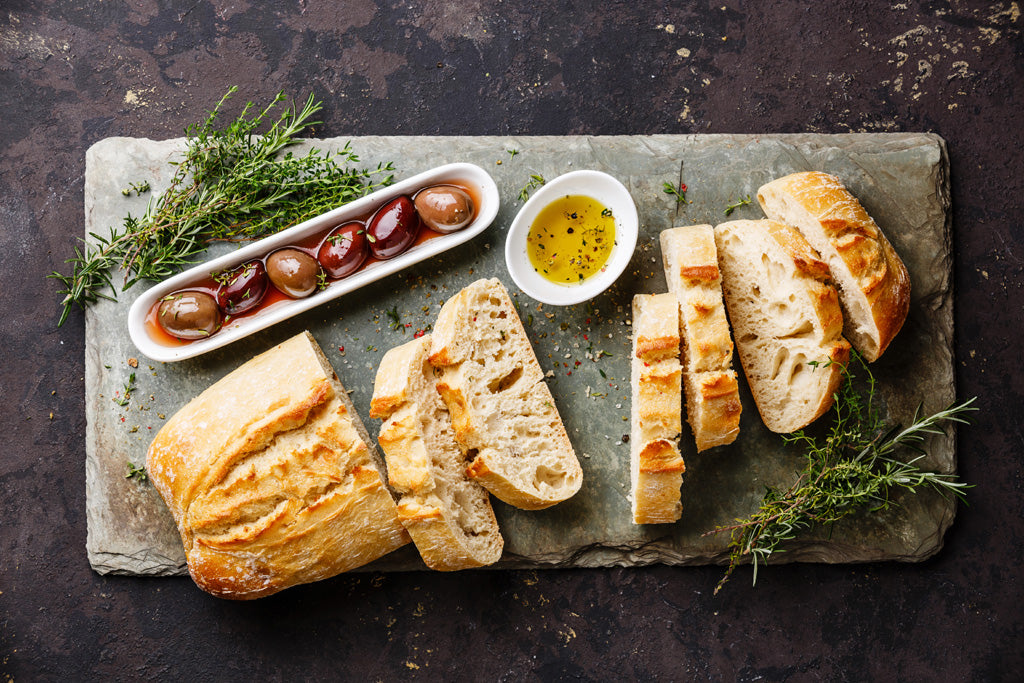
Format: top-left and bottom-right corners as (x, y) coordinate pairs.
(527, 195), (616, 284)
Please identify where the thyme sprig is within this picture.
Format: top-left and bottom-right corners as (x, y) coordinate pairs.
(51, 87), (395, 325)
(724, 194), (752, 216)
(710, 354), (976, 594)
(518, 174), (546, 202)
(662, 181), (688, 204)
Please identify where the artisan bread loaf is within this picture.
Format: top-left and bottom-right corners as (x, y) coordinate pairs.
(428, 278), (583, 510)
(660, 225), (742, 451)
(630, 293), (686, 524)
(369, 335), (503, 570)
(757, 171), (910, 361)
(147, 331), (409, 599)
(714, 220), (851, 433)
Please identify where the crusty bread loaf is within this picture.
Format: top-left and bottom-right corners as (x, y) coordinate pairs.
(369, 335), (503, 570)
(757, 171), (910, 362)
(660, 225), (742, 451)
(428, 278), (583, 510)
(714, 220), (851, 433)
(147, 331), (410, 599)
(630, 293), (686, 524)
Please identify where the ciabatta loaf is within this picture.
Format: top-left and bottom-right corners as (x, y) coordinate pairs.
(428, 278), (583, 510)
(630, 293), (686, 524)
(714, 220), (851, 433)
(660, 225), (742, 451)
(147, 332), (410, 599)
(757, 171), (910, 361)
(370, 335), (503, 570)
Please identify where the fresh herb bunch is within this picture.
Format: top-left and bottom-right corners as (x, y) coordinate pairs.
(710, 354), (976, 594)
(52, 87), (395, 325)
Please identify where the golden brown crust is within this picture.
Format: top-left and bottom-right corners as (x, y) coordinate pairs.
(757, 171), (910, 361)
(146, 332), (409, 600)
(638, 440), (686, 474)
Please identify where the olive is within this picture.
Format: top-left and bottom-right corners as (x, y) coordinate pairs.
(266, 248), (321, 298)
(414, 185), (474, 233)
(317, 222), (369, 279)
(214, 259), (268, 315)
(157, 291), (221, 340)
(367, 195), (421, 259)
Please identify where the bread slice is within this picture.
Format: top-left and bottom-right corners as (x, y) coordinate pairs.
(369, 335), (503, 570)
(714, 220), (852, 433)
(757, 171), (910, 361)
(428, 278), (583, 510)
(147, 331), (410, 599)
(660, 225), (742, 451)
(630, 293), (686, 524)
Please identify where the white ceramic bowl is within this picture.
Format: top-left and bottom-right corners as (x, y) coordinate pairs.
(128, 162), (499, 362)
(504, 170), (638, 306)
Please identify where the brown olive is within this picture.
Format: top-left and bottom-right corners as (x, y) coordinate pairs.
(266, 248), (320, 298)
(414, 185), (475, 233)
(157, 291), (221, 340)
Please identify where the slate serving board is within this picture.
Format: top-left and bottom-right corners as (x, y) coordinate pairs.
(84, 133), (954, 577)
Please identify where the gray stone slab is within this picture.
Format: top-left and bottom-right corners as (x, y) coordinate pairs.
(84, 133), (954, 577)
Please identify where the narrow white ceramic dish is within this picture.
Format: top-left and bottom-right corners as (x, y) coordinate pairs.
(504, 170), (639, 306)
(128, 162), (499, 362)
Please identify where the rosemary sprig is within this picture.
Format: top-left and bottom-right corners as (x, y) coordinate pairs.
(51, 87), (395, 325)
(710, 354), (976, 594)
(386, 306), (403, 332)
(518, 174), (546, 202)
(724, 194), (752, 216)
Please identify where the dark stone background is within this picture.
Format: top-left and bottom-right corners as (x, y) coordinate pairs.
(2, 1), (1021, 680)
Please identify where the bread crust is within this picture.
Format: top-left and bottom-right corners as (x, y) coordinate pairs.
(660, 225), (741, 451)
(428, 278), (583, 510)
(147, 331), (410, 599)
(630, 293), (685, 525)
(757, 171), (910, 361)
(714, 220), (851, 433)
(371, 335), (503, 570)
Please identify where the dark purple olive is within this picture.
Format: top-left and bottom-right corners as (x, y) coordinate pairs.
(317, 222), (369, 279)
(367, 195), (421, 259)
(266, 248), (321, 298)
(157, 291), (221, 340)
(214, 259), (268, 315)
(414, 185), (474, 233)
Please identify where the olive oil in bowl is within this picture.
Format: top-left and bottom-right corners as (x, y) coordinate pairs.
(526, 195), (615, 285)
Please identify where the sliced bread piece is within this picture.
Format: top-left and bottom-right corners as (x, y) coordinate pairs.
(370, 335), (503, 571)
(630, 293), (686, 524)
(757, 171), (910, 361)
(714, 220), (851, 433)
(660, 225), (742, 451)
(428, 278), (583, 510)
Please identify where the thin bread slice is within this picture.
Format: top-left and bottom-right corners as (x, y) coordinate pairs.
(630, 293), (686, 524)
(714, 220), (851, 433)
(370, 336), (503, 571)
(428, 278), (583, 510)
(757, 171), (910, 361)
(660, 225), (742, 451)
